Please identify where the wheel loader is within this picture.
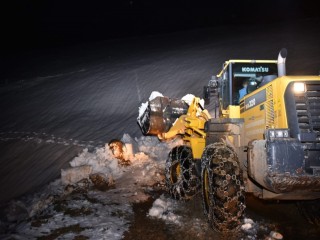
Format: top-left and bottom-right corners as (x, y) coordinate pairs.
(137, 49), (320, 232)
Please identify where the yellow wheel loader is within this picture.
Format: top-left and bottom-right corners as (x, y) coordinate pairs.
(137, 49), (320, 232)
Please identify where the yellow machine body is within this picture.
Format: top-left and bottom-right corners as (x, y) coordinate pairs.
(156, 58), (320, 160)
(238, 75), (320, 145)
(158, 97), (210, 159)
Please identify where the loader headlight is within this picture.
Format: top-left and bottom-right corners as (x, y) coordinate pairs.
(267, 129), (290, 139)
(293, 82), (306, 93)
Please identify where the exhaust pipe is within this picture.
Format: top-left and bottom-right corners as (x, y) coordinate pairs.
(277, 48), (287, 77)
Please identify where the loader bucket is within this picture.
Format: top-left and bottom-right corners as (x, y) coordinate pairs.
(138, 96), (189, 135)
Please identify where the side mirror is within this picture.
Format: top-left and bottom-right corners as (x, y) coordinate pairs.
(247, 79), (258, 94)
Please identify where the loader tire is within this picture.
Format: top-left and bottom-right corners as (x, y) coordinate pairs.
(201, 142), (245, 232)
(165, 146), (200, 200)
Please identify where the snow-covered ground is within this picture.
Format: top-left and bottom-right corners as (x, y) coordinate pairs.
(0, 18), (320, 239)
(0, 135), (182, 239)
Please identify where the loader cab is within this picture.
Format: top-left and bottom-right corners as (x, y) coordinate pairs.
(219, 61), (278, 109)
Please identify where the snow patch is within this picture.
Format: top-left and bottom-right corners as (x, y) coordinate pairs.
(241, 217), (260, 239)
(241, 223), (253, 231)
(69, 147), (122, 179)
(149, 91), (163, 101)
(241, 218), (255, 232)
(181, 93), (196, 105)
(148, 195), (180, 224)
(199, 99), (205, 109)
(138, 91), (163, 120)
(16, 195), (132, 240)
(138, 101), (149, 120)
(136, 135), (183, 161)
(181, 94), (204, 109)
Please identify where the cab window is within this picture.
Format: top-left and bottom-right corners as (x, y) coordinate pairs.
(231, 62), (278, 105)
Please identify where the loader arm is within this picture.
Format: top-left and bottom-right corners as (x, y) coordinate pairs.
(158, 97), (210, 159)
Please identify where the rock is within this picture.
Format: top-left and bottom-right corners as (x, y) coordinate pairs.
(270, 231), (283, 240)
(64, 184), (76, 195)
(63, 178), (91, 195)
(118, 158), (131, 166)
(241, 223), (253, 231)
(61, 165), (92, 185)
(108, 139), (125, 160)
(89, 173), (114, 191)
(108, 138), (133, 164)
(244, 218), (254, 224)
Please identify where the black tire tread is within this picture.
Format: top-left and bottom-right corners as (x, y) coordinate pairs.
(165, 145), (200, 200)
(201, 142), (245, 232)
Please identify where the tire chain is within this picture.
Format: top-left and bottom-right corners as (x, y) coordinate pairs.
(201, 142), (246, 232)
(165, 145), (201, 200)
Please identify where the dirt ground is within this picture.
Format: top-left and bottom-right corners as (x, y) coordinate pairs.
(1, 177), (320, 240)
(123, 191), (320, 240)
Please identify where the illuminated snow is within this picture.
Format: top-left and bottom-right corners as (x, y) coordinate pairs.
(148, 195), (181, 224)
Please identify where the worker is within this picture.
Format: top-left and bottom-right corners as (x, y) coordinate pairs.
(239, 79), (248, 100)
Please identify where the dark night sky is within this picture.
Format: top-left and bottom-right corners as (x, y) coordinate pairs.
(2, 0), (318, 51)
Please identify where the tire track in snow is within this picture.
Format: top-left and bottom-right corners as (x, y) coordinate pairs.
(0, 131), (106, 149)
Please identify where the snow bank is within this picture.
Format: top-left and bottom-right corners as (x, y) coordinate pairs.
(61, 165), (93, 185)
(69, 147), (122, 179)
(136, 135), (183, 161)
(64, 133), (182, 187)
(148, 195), (180, 224)
(3, 133), (184, 239)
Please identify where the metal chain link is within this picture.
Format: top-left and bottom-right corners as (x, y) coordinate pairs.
(202, 142), (246, 232)
(165, 145), (200, 200)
